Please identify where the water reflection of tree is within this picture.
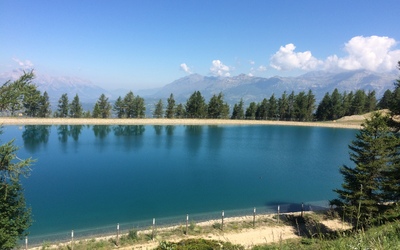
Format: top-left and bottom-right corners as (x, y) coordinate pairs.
(113, 125), (145, 136)
(113, 125), (145, 151)
(22, 125), (51, 153)
(93, 125), (111, 139)
(153, 125), (163, 135)
(185, 125), (203, 154)
(207, 125), (224, 152)
(57, 125), (69, 143)
(165, 125), (175, 135)
(165, 125), (175, 148)
(69, 125), (83, 141)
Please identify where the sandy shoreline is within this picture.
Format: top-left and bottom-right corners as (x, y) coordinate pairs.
(27, 212), (351, 250)
(0, 117), (362, 129)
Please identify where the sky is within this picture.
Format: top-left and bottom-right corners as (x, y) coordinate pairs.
(1, 0), (400, 90)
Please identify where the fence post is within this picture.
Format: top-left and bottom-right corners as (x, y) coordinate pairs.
(25, 236), (28, 250)
(152, 218), (156, 240)
(116, 223), (120, 246)
(278, 205), (280, 224)
(253, 207), (256, 228)
(221, 210), (224, 231)
(71, 230), (74, 250)
(186, 214), (189, 235)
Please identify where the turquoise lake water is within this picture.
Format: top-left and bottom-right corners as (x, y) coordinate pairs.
(1, 125), (357, 242)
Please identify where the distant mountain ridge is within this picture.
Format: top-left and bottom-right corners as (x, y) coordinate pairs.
(149, 70), (397, 105)
(1, 69), (397, 107)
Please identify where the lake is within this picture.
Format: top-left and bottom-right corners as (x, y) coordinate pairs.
(1, 124), (357, 242)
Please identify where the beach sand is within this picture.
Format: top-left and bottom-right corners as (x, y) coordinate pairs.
(27, 213), (351, 250)
(0, 117), (362, 129)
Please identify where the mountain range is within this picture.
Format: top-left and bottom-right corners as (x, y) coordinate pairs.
(1, 69), (398, 109)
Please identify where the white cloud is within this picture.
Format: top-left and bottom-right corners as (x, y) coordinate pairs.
(180, 63), (192, 74)
(210, 60), (231, 77)
(270, 44), (322, 71)
(270, 36), (400, 73)
(328, 36), (400, 72)
(258, 65), (267, 72)
(12, 58), (34, 69)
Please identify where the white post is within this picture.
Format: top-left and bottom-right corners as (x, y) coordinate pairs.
(253, 207), (256, 228)
(25, 236), (28, 250)
(186, 214), (189, 235)
(221, 210), (224, 231)
(278, 205), (280, 224)
(116, 223), (120, 245)
(152, 218), (156, 240)
(71, 230), (74, 250)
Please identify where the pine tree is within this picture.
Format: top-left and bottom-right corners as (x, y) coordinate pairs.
(165, 93), (176, 118)
(95, 94), (111, 118)
(377, 89), (392, 110)
(123, 91), (136, 118)
(0, 137), (33, 249)
(278, 91), (289, 121)
(113, 96), (125, 118)
(69, 94), (83, 118)
(38, 91), (51, 117)
(267, 94), (278, 119)
(185, 91), (207, 118)
(0, 71), (35, 116)
(175, 103), (185, 118)
(245, 102), (257, 120)
(231, 99), (244, 120)
(256, 98), (268, 120)
(57, 93), (69, 118)
(153, 99), (164, 118)
(207, 92), (229, 119)
(316, 92), (331, 121)
(332, 112), (399, 228)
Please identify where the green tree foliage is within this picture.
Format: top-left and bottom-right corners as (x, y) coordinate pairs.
(278, 91), (289, 120)
(365, 90), (377, 112)
(378, 89), (392, 109)
(165, 93), (176, 118)
(245, 102), (257, 120)
(0, 71), (37, 116)
(134, 95), (146, 118)
(294, 91), (308, 121)
(175, 103), (185, 118)
(267, 94), (278, 119)
(94, 94), (112, 118)
(69, 94), (83, 118)
(37, 91), (51, 117)
(332, 112), (400, 228)
(113, 96), (125, 118)
(57, 93), (69, 118)
(22, 84), (41, 117)
(122, 91), (136, 118)
(92, 103), (101, 118)
(316, 92), (331, 121)
(0, 136), (33, 249)
(119, 91), (146, 118)
(153, 99), (164, 118)
(207, 92), (229, 119)
(231, 99), (244, 119)
(185, 91), (207, 118)
(389, 62), (400, 126)
(255, 98), (268, 120)
(330, 88), (343, 120)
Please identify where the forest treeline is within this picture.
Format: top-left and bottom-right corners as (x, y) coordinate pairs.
(0, 70), (398, 121)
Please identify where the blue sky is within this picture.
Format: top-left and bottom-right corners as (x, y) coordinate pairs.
(1, 0), (399, 90)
